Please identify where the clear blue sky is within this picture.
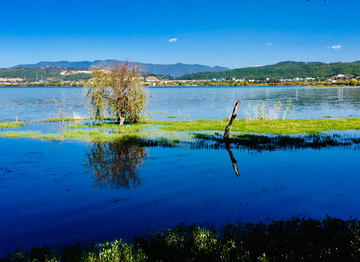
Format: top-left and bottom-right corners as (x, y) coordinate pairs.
(0, 0), (359, 69)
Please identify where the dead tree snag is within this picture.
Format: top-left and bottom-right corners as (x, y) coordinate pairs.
(223, 100), (241, 139)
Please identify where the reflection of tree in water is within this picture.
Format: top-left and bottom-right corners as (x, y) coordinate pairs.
(85, 142), (148, 190)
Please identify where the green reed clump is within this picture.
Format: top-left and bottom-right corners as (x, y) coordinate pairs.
(87, 240), (147, 262)
(135, 216), (360, 261)
(0, 122), (25, 129)
(36, 117), (75, 122)
(3, 217), (360, 262)
(243, 100), (292, 121)
(1, 241), (147, 262)
(134, 222), (254, 262)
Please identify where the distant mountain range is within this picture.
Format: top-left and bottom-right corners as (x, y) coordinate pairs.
(178, 61), (360, 80)
(16, 60), (230, 77)
(3, 60), (360, 82)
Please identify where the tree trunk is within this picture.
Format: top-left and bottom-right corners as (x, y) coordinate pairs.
(223, 100), (241, 139)
(118, 115), (125, 126)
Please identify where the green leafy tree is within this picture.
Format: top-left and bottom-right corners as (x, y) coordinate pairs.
(84, 62), (147, 125)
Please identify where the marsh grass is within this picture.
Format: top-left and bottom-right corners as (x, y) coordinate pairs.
(1, 118), (360, 145)
(244, 100), (292, 121)
(34, 116), (120, 123)
(0, 122), (25, 129)
(3, 216), (360, 262)
(65, 122), (151, 132)
(0, 128), (183, 146)
(35, 117), (76, 123)
(0, 131), (62, 141)
(149, 118), (360, 134)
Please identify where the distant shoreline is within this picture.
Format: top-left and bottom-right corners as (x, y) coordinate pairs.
(0, 81), (359, 88)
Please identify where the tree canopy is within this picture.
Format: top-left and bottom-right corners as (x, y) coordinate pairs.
(84, 62), (147, 125)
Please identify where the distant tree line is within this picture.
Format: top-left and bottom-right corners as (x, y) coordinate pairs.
(177, 61), (360, 81)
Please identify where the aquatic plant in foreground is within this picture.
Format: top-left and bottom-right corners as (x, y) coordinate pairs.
(2, 216), (360, 261)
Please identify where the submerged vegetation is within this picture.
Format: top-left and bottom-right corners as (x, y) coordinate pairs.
(2, 216), (360, 261)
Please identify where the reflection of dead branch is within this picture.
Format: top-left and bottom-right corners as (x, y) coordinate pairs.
(225, 142), (240, 177)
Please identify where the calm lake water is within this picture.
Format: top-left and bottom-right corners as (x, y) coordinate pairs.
(1, 86), (360, 257)
(1, 86), (360, 120)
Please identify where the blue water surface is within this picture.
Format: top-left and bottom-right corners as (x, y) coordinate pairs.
(1, 86), (360, 257)
(1, 136), (360, 256)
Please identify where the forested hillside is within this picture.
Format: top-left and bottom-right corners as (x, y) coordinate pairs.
(178, 61), (360, 80)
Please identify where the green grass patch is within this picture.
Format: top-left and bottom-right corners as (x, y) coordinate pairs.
(148, 118), (360, 134)
(2, 118), (360, 144)
(34, 117), (76, 122)
(0, 122), (25, 129)
(0, 130), (128, 143)
(0, 131), (63, 140)
(0, 127), (184, 145)
(65, 122), (151, 132)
